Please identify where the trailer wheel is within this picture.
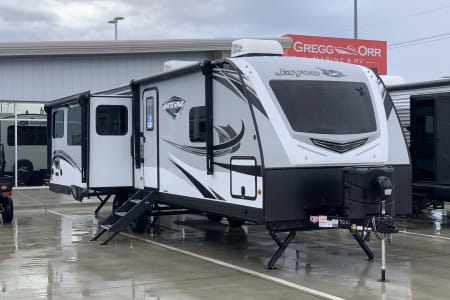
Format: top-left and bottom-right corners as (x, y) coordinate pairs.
(1, 197), (13, 223)
(206, 214), (223, 223)
(129, 211), (149, 233)
(112, 193), (128, 212)
(227, 217), (245, 227)
(15, 160), (33, 186)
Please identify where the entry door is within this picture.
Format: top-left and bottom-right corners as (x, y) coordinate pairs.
(435, 96), (450, 184)
(411, 98), (435, 182)
(142, 89), (158, 189)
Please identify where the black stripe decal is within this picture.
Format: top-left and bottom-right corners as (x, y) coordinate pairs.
(170, 160), (215, 199)
(52, 150), (81, 171)
(384, 94), (393, 119)
(210, 188), (225, 201)
(214, 162), (262, 177)
(213, 71), (268, 119)
(163, 121), (245, 156)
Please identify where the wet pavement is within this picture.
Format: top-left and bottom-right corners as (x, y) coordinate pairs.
(1, 190), (450, 299)
(12, 188), (99, 210)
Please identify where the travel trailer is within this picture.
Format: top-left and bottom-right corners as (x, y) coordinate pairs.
(45, 39), (411, 269)
(0, 114), (47, 186)
(387, 79), (450, 212)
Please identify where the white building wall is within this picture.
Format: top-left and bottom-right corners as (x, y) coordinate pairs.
(0, 52), (213, 101)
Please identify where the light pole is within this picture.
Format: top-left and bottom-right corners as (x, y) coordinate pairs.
(354, 0), (358, 39)
(107, 17), (124, 40)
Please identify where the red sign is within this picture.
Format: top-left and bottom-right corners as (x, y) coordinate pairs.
(283, 34), (387, 75)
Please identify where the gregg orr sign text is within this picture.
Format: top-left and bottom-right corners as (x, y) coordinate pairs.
(284, 34), (387, 74)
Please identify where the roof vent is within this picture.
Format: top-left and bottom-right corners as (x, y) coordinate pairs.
(163, 60), (198, 72)
(231, 39), (283, 58)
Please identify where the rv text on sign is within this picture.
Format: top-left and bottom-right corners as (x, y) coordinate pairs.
(283, 34), (387, 75)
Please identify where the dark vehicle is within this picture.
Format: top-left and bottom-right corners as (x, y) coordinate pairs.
(0, 144), (14, 223)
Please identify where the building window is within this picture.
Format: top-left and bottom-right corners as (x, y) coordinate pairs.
(7, 125), (47, 146)
(67, 106), (82, 145)
(53, 110), (64, 138)
(146, 97), (154, 131)
(96, 105), (128, 135)
(189, 106), (206, 142)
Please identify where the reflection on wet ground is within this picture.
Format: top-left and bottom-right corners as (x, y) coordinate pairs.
(1, 203), (450, 299)
(0, 208), (317, 300)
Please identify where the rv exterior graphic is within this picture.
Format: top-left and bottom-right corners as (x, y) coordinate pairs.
(45, 40), (411, 269)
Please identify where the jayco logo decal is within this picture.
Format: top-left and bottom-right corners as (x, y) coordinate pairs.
(162, 96), (185, 119)
(316, 68), (346, 78)
(275, 68), (320, 77)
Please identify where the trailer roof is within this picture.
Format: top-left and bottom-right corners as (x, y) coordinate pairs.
(387, 78), (450, 92)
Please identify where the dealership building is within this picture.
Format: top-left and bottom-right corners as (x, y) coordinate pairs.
(0, 37), (292, 188)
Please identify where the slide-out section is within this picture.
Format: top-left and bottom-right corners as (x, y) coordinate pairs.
(89, 97), (133, 189)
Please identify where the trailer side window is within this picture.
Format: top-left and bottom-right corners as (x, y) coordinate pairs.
(7, 125), (47, 146)
(189, 106), (206, 142)
(53, 110), (64, 138)
(96, 105), (128, 136)
(67, 106), (81, 145)
(146, 97), (154, 131)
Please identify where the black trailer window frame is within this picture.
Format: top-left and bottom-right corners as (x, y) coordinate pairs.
(53, 110), (64, 138)
(270, 80), (377, 135)
(7, 124), (47, 146)
(146, 96), (154, 131)
(67, 106), (82, 145)
(189, 106), (206, 143)
(96, 105), (128, 136)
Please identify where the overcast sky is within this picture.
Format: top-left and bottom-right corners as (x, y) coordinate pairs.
(0, 0), (449, 82)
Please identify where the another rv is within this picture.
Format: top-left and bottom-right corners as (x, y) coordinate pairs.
(0, 114), (47, 186)
(45, 39), (411, 268)
(387, 79), (450, 212)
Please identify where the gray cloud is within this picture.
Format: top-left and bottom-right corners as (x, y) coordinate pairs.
(0, 0), (448, 81)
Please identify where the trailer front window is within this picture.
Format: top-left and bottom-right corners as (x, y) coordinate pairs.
(270, 80), (377, 134)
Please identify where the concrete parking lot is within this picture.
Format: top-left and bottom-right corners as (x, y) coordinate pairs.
(1, 189), (449, 299)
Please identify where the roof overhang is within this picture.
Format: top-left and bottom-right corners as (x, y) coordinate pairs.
(387, 78), (450, 92)
(0, 37), (292, 58)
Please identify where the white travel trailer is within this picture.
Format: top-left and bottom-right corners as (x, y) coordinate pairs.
(0, 114), (47, 186)
(45, 40), (411, 268)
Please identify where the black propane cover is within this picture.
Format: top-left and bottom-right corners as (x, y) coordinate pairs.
(343, 166), (395, 220)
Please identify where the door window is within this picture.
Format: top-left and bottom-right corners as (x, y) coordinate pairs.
(412, 99), (435, 182)
(146, 97), (154, 131)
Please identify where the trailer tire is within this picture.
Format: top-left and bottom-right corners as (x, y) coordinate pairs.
(1, 197), (13, 223)
(227, 217), (245, 227)
(112, 193), (128, 212)
(129, 211), (149, 233)
(206, 214), (223, 223)
(16, 160), (34, 186)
